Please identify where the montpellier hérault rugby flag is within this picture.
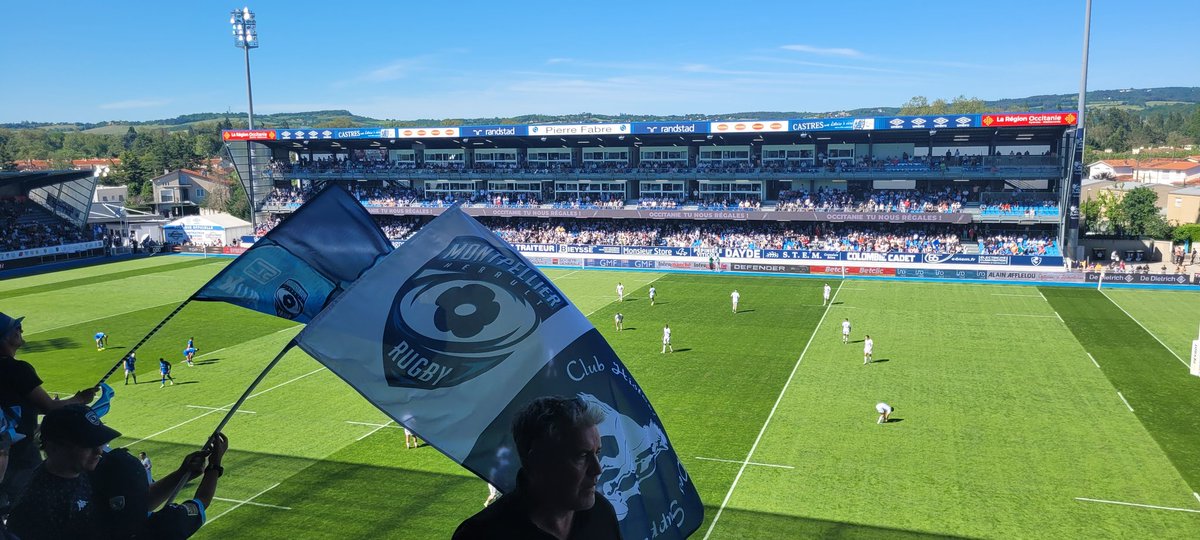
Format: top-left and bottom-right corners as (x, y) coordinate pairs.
(294, 207), (703, 539)
(192, 185), (392, 323)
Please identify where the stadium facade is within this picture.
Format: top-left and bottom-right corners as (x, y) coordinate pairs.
(222, 111), (1084, 271)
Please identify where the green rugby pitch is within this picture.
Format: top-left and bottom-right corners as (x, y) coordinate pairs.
(3, 256), (1199, 538)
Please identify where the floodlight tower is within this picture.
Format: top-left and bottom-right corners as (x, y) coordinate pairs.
(230, 6), (259, 230)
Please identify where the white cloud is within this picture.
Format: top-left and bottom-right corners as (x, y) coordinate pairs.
(780, 44), (864, 58)
(99, 98), (170, 110)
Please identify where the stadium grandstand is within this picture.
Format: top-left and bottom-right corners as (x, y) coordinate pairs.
(223, 111), (1082, 270)
(0, 169), (116, 271)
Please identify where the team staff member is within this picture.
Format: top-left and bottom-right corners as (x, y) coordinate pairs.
(0, 312), (99, 516)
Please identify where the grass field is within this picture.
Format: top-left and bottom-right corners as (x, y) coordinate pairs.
(4, 256), (1200, 538)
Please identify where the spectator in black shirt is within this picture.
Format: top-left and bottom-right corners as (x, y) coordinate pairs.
(0, 312), (99, 515)
(7, 405), (120, 540)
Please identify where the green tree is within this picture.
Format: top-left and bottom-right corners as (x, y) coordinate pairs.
(122, 127), (138, 150)
(1172, 224), (1200, 244)
(1080, 197), (1103, 233)
(1120, 186), (1170, 237)
(226, 175), (251, 220)
(899, 96), (930, 115)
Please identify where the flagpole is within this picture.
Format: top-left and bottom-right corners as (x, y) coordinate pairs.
(94, 296), (196, 387)
(163, 339), (297, 504)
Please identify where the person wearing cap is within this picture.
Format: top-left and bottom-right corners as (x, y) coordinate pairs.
(6, 404), (121, 539)
(93, 433), (229, 540)
(0, 312), (99, 516)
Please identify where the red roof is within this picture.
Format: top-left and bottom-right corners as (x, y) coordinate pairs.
(1138, 160), (1200, 171)
(1094, 159), (1138, 167)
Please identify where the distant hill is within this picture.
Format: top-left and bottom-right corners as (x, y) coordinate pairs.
(3, 87), (1197, 132)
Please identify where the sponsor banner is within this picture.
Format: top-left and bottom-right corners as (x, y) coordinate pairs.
(786, 118), (864, 131)
(369, 206), (974, 224)
(528, 123), (630, 136)
(897, 268), (989, 280)
(981, 112), (1078, 127)
(810, 266), (897, 276)
(632, 122), (708, 135)
(877, 115), (980, 130)
(710, 120), (788, 133)
(0, 241), (104, 261)
(331, 128), (388, 139)
(221, 246), (249, 255)
(729, 262), (810, 274)
(221, 130), (276, 141)
(762, 250), (842, 261)
(394, 126), (460, 138)
(1085, 272), (1195, 285)
(277, 129), (334, 140)
(656, 260), (712, 271)
(511, 243), (558, 253)
(585, 258), (660, 270)
(985, 271), (1085, 283)
(1067, 132), (1084, 230)
(460, 125), (528, 138)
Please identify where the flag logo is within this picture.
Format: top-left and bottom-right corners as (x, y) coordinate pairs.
(274, 279), (309, 319)
(381, 237), (569, 389)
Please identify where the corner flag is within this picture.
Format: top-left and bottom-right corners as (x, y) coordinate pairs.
(295, 206), (703, 539)
(193, 185), (392, 323)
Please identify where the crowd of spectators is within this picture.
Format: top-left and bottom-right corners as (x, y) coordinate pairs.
(1, 198), (98, 252)
(697, 196), (761, 211)
(978, 234), (1060, 256)
(637, 197), (684, 209)
(777, 187), (967, 213)
(264, 151), (1058, 178)
(978, 200), (1060, 217)
(552, 196), (623, 209)
(480, 218), (989, 254)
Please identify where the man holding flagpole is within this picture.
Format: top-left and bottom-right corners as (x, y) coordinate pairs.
(453, 396), (621, 539)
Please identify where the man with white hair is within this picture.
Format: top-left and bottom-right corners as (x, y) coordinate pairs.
(454, 396), (621, 539)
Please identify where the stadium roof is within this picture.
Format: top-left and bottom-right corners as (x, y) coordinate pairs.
(0, 170), (95, 192)
(221, 111), (1078, 151)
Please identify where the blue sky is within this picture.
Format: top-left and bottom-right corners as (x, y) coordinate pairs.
(0, 0), (1195, 123)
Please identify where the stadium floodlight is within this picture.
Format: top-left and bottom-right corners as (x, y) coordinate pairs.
(229, 6), (260, 231)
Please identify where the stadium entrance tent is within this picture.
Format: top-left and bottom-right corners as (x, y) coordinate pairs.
(162, 212), (252, 246)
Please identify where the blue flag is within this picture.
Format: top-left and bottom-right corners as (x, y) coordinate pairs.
(193, 185), (392, 323)
(295, 207), (703, 539)
(89, 383), (115, 418)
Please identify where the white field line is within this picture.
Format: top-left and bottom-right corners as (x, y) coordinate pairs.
(345, 421), (403, 429)
(186, 405), (256, 414)
(353, 420), (395, 441)
(992, 293), (1043, 298)
(1117, 392), (1135, 412)
(126, 367), (326, 447)
(1099, 289), (1189, 368)
(1075, 497), (1200, 514)
(1037, 289), (1049, 302)
(702, 280), (843, 540)
(1087, 353), (1100, 368)
(212, 496), (291, 510)
(1055, 311), (1065, 324)
(1194, 492), (1200, 505)
(995, 313), (1058, 319)
(207, 483), (283, 524)
(27, 300), (183, 335)
(693, 456), (794, 470)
